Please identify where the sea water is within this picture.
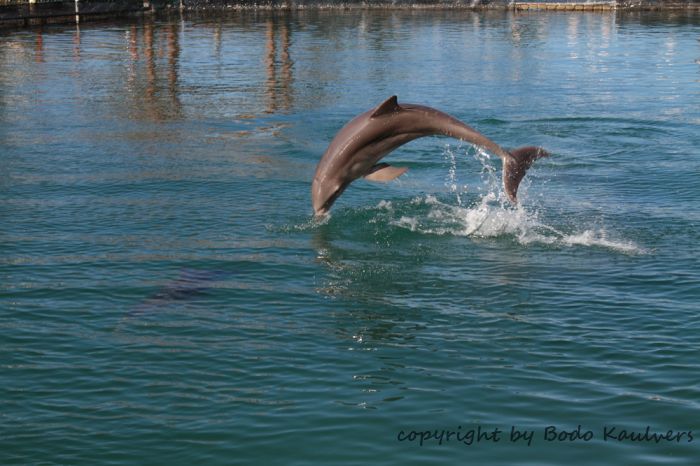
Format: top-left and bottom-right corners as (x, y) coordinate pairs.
(1, 9), (699, 465)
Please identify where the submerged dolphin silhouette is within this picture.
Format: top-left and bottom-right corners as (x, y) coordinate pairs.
(311, 96), (549, 216)
(117, 268), (232, 329)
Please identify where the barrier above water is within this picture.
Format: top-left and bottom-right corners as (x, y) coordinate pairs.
(0, 0), (146, 27)
(1, 0), (699, 28)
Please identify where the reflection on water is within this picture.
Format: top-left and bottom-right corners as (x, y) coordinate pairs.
(72, 25), (80, 61)
(34, 27), (44, 63)
(136, 21), (182, 120)
(51, 19), (185, 122)
(167, 23), (180, 108)
(3, 10), (697, 121)
(265, 15), (294, 113)
(311, 226), (420, 404)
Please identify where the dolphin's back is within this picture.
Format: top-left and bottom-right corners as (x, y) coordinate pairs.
(399, 104), (513, 161)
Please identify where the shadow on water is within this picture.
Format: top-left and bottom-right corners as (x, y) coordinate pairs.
(115, 268), (235, 332)
(615, 9), (700, 27)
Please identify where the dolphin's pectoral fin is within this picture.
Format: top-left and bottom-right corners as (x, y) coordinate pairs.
(370, 96), (401, 118)
(364, 163), (408, 182)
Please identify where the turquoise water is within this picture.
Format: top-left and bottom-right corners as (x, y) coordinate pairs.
(1, 10), (700, 465)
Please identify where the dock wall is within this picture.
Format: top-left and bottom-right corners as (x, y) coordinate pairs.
(2, 0), (699, 29)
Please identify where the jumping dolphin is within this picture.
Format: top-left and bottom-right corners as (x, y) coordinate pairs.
(311, 96), (549, 216)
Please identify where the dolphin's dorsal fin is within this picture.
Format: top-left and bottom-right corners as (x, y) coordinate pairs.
(370, 96), (401, 118)
(364, 163), (408, 182)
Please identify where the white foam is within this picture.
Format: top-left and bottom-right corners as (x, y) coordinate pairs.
(560, 230), (642, 253)
(381, 145), (646, 255)
(386, 195), (644, 254)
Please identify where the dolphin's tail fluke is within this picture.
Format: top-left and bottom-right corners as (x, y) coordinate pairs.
(503, 146), (550, 203)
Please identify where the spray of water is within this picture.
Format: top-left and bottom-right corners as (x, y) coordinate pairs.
(382, 144), (644, 254)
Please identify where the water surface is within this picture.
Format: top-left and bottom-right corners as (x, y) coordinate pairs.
(1, 9), (700, 465)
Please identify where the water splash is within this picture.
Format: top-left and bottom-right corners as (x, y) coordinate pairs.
(443, 143), (464, 206)
(444, 142), (511, 206)
(275, 212), (330, 233)
(380, 145), (645, 254)
(286, 145), (644, 254)
(381, 195), (644, 254)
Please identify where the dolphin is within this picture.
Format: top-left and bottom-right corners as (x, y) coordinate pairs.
(311, 95), (549, 216)
(116, 268), (232, 330)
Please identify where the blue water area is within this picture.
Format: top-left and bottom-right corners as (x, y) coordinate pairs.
(1, 9), (699, 465)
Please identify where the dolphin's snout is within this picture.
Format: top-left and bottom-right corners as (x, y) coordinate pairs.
(311, 178), (327, 215)
(312, 178), (345, 216)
